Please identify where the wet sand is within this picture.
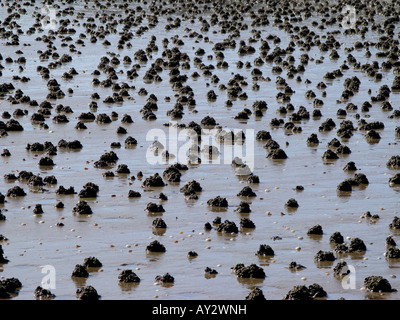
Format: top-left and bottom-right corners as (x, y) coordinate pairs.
(1, 0), (400, 300)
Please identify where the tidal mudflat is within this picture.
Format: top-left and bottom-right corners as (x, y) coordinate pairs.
(1, 0), (400, 300)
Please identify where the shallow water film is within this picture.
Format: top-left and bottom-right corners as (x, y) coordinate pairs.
(1, 0), (400, 300)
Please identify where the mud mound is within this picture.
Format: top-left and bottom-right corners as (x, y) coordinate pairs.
(141, 173), (165, 187)
(245, 288), (266, 300)
(146, 240), (166, 253)
(231, 263), (265, 279)
(216, 220), (238, 233)
(207, 196), (228, 207)
(256, 244), (274, 256)
(284, 284), (327, 300)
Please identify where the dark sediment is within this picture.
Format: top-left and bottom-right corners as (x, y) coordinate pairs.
(34, 286), (55, 299)
(83, 256), (102, 268)
(285, 198), (299, 208)
(329, 232), (344, 244)
(256, 130), (271, 140)
(44, 175), (57, 185)
(58, 139), (83, 149)
(363, 276), (395, 293)
(0, 278), (22, 298)
(163, 166), (181, 182)
(245, 288), (266, 300)
(314, 250), (335, 262)
(216, 220), (238, 233)
(205, 267), (218, 275)
(284, 284), (327, 300)
(283, 285), (313, 300)
(116, 164), (130, 174)
(155, 273), (174, 284)
(237, 186), (256, 197)
(56, 186), (76, 195)
(141, 173), (165, 187)
(79, 185), (98, 198)
(72, 201), (93, 215)
(267, 148), (287, 159)
(146, 202), (165, 213)
(334, 243), (349, 254)
(389, 216), (400, 230)
(307, 225), (323, 235)
(71, 264), (89, 278)
(6, 186), (26, 197)
(348, 238), (367, 253)
(288, 261), (306, 271)
(33, 204), (43, 214)
(2, 0), (400, 300)
(125, 136), (137, 146)
(389, 173), (400, 186)
(343, 161), (357, 171)
(188, 251), (198, 258)
(152, 218), (167, 228)
(207, 196), (228, 207)
(128, 190), (141, 198)
(333, 261), (350, 276)
(146, 240), (166, 253)
(307, 133), (319, 145)
(118, 270), (140, 283)
(386, 236), (397, 247)
(55, 201), (64, 209)
(76, 285), (101, 300)
(239, 217), (255, 228)
(385, 247), (400, 259)
(387, 155), (400, 169)
(247, 175), (260, 184)
(256, 244), (274, 256)
(308, 284), (328, 299)
(322, 149), (339, 160)
(39, 157), (55, 167)
(235, 201), (251, 213)
(231, 263), (265, 279)
(180, 180), (202, 194)
(337, 180), (352, 192)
